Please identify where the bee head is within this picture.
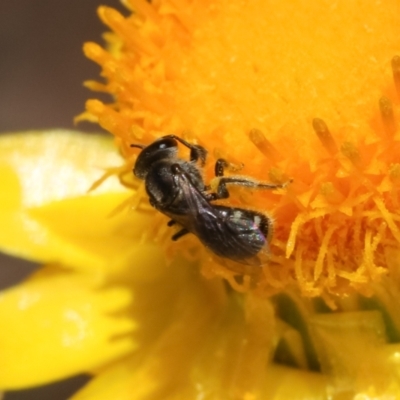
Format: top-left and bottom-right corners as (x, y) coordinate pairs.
(132, 137), (178, 179)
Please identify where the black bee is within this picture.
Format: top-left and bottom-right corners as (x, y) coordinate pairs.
(131, 135), (289, 266)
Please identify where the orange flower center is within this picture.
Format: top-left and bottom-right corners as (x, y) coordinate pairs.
(83, 0), (400, 299)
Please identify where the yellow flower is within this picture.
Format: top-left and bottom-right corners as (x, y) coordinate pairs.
(2, 0), (400, 399)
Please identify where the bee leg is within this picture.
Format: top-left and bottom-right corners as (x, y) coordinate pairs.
(167, 216), (188, 240)
(171, 228), (189, 241)
(162, 135), (207, 166)
(203, 159), (230, 199)
(214, 158), (230, 177)
(209, 175), (291, 200)
(203, 159), (231, 198)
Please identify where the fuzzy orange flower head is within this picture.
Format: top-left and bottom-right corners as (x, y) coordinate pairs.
(81, 0), (400, 300)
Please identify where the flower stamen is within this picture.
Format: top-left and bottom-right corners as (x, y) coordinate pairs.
(312, 118), (338, 156)
(391, 55), (400, 99)
(379, 96), (397, 137)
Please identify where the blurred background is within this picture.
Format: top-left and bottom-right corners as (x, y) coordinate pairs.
(0, 1), (123, 399)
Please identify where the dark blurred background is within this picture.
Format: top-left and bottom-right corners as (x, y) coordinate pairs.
(0, 1), (124, 399)
(0, 0), (124, 132)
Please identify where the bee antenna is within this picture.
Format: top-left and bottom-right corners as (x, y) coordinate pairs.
(130, 144), (146, 149)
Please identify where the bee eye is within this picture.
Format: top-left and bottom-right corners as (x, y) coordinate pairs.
(156, 138), (177, 150)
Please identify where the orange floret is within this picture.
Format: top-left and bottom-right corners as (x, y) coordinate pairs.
(82, 0), (400, 298)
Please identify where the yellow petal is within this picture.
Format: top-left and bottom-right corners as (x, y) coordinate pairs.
(0, 130), (157, 274)
(310, 311), (400, 397)
(0, 266), (136, 389)
(71, 262), (227, 400)
(265, 366), (327, 400)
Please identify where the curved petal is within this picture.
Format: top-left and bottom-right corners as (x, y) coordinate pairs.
(0, 130), (156, 273)
(71, 263), (227, 400)
(0, 266), (136, 389)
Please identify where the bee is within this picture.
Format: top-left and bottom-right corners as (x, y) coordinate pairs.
(131, 135), (289, 266)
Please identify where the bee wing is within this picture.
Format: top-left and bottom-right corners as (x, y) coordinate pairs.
(173, 169), (271, 267)
(172, 169), (221, 229)
(173, 169), (245, 248)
